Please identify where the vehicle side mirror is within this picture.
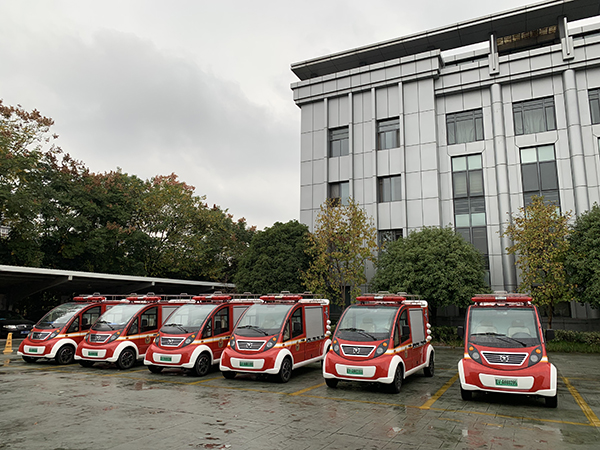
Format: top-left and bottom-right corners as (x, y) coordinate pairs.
(457, 326), (464, 339)
(545, 329), (555, 342)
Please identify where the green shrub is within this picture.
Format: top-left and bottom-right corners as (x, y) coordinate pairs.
(553, 329), (600, 346)
(431, 325), (463, 346)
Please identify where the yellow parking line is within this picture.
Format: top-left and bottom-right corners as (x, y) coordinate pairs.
(419, 373), (458, 409)
(289, 382), (326, 396)
(562, 376), (600, 428)
(188, 376), (223, 385)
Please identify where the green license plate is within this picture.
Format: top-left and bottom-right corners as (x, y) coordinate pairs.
(29, 348), (38, 353)
(160, 356), (172, 362)
(495, 378), (518, 387)
(240, 361), (254, 368)
(88, 351), (98, 357)
(347, 368), (363, 375)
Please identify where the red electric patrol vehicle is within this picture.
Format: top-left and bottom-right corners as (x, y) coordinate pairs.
(458, 293), (557, 407)
(75, 294), (183, 370)
(219, 293), (331, 383)
(18, 294), (119, 365)
(144, 293), (260, 376)
(323, 293), (434, 393)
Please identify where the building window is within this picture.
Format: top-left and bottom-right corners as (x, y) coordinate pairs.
(378, 175), (402, 203)
(452, 154), (489, 275)
(520, 145), (560, 208)
(513, 97), (556, 135)
(446, 109), (484, 145)
(377, 118), (400, 150)
(379, 229), (402, 249)
(329, 127), (349, 157)
(589, 89), (600, 125)
(329, 181), (349, 206)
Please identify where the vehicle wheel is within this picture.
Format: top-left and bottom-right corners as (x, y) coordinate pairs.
(460, 387), (472, 401)
(545, 394), (558, 408)
(222, 370), (236, 379)
(55, 345), (75, 365)
(116, 348), (136, 370)
(79, 360), (95, 368)
(148, 364), (163, 374)
(22, 356), (38, 363)
(277, 357), (293, 383)
(325, 378), (339, 388)
(423, 354), (434, 377)
(387, 364), (403, 393)
(192, 353), (211, 377)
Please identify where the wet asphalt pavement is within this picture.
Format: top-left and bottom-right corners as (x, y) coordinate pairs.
(1, 338), (599, 449)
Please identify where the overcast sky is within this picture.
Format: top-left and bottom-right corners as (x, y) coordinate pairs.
(1, 0), (544, 230)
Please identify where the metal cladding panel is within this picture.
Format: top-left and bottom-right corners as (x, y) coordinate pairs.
(305, 306), (324, 339)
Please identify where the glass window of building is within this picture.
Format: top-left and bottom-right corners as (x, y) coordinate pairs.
(520, 145), (560, 208)
(329, 181), (349, 206)
(378, 229), (403, 249)
(446, 109), (484, 145)
(452, 154), (488, 276)
(329, 127), (349, 157)
(589, 89), (600, 125)
(378, 175), (402, 203)
(377, 118), (400, 150)
(513, 97), (556, 135)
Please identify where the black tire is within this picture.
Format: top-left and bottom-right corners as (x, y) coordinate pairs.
(460, 387), (472, 401)
(55, 345), (75, 365)
(116, 348), (136, 370)
(22, 356), (38, 363)
(148, 364), (163, 374)
(192, 353), (211, 377)
(277, 357), (293, 383)
(222, 370), (236, 379)
(325, 378), (339, 388)
(386, 364), (403, 393)
(79, 360), (95, 368)
(423, 353), (434, 377)
(545, 394), (558, 408)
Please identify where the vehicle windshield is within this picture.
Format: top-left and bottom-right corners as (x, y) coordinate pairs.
(336, 306), (398, 341)
(235, 304), (293, 337)
(161, 304), (217, 334)
(468, 307), (541, 348)
(92, 304), (146, 331)
(36, 303), (87, 329)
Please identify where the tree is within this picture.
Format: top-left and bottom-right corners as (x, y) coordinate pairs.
(234, 220), (311, 294)
(302, 198), (377, 306)
(502, 196), (572, 328)
(370, 227), (488, 318)
(566, 203), (600, 308)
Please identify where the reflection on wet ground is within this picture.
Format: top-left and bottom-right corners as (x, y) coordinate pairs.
(1, 343), (599, 449)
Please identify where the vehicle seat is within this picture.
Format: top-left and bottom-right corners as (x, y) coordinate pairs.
(362, 318), (375, 332)
(475, 322), (497, 334)
(507, 320), (531, 337)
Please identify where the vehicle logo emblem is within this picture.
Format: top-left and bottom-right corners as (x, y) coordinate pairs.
(353, 347), (360, 354)
(500, 355), (509, 363)
(246, 342), (253, 349)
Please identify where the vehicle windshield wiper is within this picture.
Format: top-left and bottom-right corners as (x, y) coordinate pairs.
(96, 320), (114, 330)
(470, 332), (527, 347)
(237, 325), (268, 335)
(164, 323), (189, 333)
(338, 327), (377, 340)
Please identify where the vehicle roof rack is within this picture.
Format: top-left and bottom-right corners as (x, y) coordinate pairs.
(356, 292), (427, 307)
(125, 293), (162, 303)
(260, 292), (304, 302)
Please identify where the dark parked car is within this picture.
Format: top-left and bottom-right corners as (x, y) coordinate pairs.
(0, 310), (35, 338)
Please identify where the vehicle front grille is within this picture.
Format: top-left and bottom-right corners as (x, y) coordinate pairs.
(341, 345), (375, 357)
(30, 332), (50, 340)
(89, 334), (110, 343)
(160, 337), (185, 347)
(482, 352), (527, 365)
(236, 340), (265, 351)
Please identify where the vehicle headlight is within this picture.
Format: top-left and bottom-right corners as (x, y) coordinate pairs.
(229, 336), (236, 349)
(528, 347), (542, 366)
(107, 332), (121, 343)
(181, 334), (196, 348)
(154, 335), (160, 345)
(331, 339), (341, 355)
(374, 341), (389, 357)
(5, 325), (18, 330)
(47, 330), (60, 340)
(468, 345), (481, 363)
(265, 337), (277, 349)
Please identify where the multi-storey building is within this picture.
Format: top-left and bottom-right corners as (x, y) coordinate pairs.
(291, 0), (600, 323)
